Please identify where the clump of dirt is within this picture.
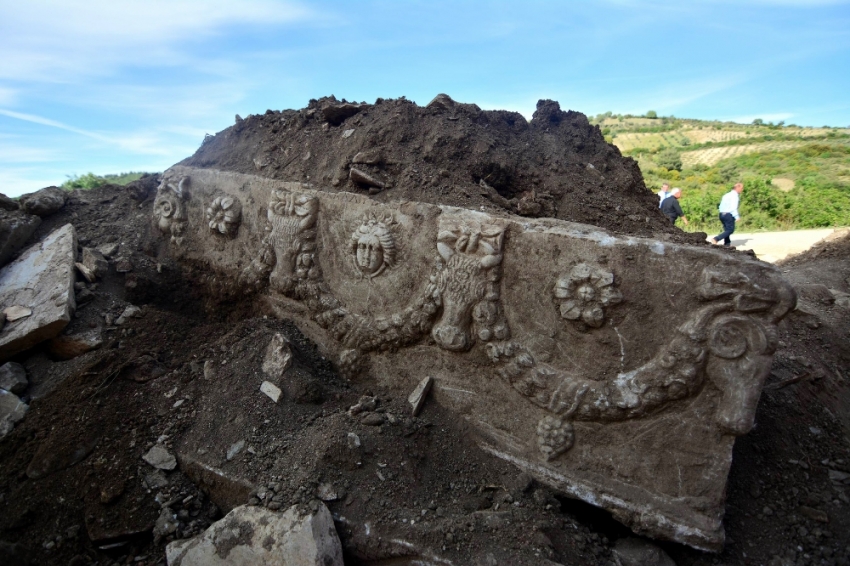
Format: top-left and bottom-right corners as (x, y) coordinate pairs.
(181, 95), (704, 243)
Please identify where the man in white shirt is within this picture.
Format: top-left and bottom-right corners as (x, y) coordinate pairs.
(711, 183), (744, 246)
(657, 183), (670, 208)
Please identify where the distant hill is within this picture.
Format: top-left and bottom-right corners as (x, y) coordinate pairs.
(588, 113), (850, 231)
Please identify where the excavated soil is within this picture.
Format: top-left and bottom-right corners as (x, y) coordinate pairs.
(1, 99), (849, 566)
(180, 96), (705, 244)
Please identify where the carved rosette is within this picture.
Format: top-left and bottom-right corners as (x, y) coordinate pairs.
(206, 196), (242, 237)
(350, 215), (397, 278)
(153, 177), (189, 246)
(554, 263), (622, 328)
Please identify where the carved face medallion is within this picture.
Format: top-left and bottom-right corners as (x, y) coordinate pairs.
(350, 216), (396, 278)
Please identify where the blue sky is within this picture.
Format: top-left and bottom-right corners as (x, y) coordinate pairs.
(1, 0), (849, 196)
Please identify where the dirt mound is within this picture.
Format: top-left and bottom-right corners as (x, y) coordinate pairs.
(181, 95), (701, 243)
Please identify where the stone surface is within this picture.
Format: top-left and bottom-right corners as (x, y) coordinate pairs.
(612, 537), (677, 566)
(261, 333), (292, 378)
(0, 362), (28, 394)
(0, 210), (41, 267)
(19, 186), (67, 217)
(152, 166), (798, 551)
(349, 167), (385, 189)
(143, 444), (177, 470)
(0, 389), (28, 438)
(48, 330), (103, 360)
(165, 503), (343, 566)
(115, 305), (142, 325)
(408, 376), (433, 416)
(0, 224), (77, 361)
(259, 380), (282, 403)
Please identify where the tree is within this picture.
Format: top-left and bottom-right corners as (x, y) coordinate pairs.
(656, 148), (682, 171)
(752, 118), (764, 126)
(645, 110), (658, 119)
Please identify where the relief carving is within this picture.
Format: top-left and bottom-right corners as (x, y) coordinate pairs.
(240, 190), (320, 293)
(554, 263), (622, 328)
(491, 265), (795, 460)
(350, 215), (397, 278)
(432, 222), (507, 351)
(153, 176), (189, 246)
(206, 196), (242, 237)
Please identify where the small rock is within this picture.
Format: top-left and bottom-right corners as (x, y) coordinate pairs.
(408, 376), (434, 416)
(19, 186), (67, 217)
(348, 395), (377, 415)
(349, 168), (385, 189)
(347, 432), (361, 449)
(426, 93), (456, 111)
(3, 305), (32, 322)
(82, 247), (109, 278)
(143, 445), (177, 471)
(114, 257), (133, 273)
(829, 469), (850, 484)
(227, 440), (246, 461)
(203, 360), (216, 380)
(115, 305), (142, 325)
(98, 243), (120, 258)
(262, 333), (292, 378)
(144, 470), (169, 490)
(260, 381), (282, 403)
(361, 412), (385, 426)
(342, 129), (355, 139)
(153, 507), (179, 542)
(798, 505), (829, 523)
(0, 389), (28, 438)
(0, 362), (28, 394)
(317, 482), (340, 501)
(75, 262), (96, 283)
(612, 537), (677, 566)
(48, 331), (102, 360)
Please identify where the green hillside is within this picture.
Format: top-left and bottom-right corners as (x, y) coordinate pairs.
(589, 113), (850, 231)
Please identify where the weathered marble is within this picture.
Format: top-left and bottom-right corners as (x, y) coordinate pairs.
(153, 166), (797, 551)
(0, 224), (77, 360)
(165, 503), (343, 566)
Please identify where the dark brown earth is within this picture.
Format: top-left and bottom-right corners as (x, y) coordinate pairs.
(1, 98), (849, 566)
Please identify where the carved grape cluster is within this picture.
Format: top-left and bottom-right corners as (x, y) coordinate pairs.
(554, 263), (622, 328)
(537, 415), (575, 461)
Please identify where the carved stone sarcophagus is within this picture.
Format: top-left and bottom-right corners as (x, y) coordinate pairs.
(154, 166), (795, 551)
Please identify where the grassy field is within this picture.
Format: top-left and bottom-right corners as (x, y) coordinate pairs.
(61, 171), (150, 190)
(590, 113), (850, 232)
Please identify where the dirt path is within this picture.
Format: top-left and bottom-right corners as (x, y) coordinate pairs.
(706, 228), (839, 263)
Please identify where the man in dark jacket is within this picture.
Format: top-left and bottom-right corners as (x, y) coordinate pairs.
(660, 187), (688, 226)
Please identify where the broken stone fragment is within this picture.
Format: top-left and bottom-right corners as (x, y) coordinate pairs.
(612, 537), (677, 566)
(0, 388), (28, 438)
(0, 224), (77, 361)
(19, 186), (67, 217)
(115, 305), (142, 325)
(361, 412), (385, 426)
(0, 362), (28, 394)
(114, 257), (133, 273)
(165, 503), (343, 566)
(143, 445), (177, 471)
(262, 333), (292, 378)
(3, 305), (32, 322)
(348, 395), (377, 415)
(341, 128), (355, 139)
(98, 242), (119, 258)
(408, 376), (434, 416)
(226, 440), (246, 461)
(75, 262), (96, 283)
(260, 380), (282, 403)
(349, 168), (385, 189)
(82, 247), (109, 278)
(49, 330), (103, 360)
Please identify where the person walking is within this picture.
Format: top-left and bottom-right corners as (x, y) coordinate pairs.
(660, 187), (688, 226)
(657, 183), (670, 207)
(711, 182), (743, 246)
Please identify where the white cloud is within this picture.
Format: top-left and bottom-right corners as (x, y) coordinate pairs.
(0, 0), (313, 81)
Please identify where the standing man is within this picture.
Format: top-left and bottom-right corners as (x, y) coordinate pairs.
(660, 187), (689, 226)
(711, 182), (744, 246)
(657, 183), (670, 207)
